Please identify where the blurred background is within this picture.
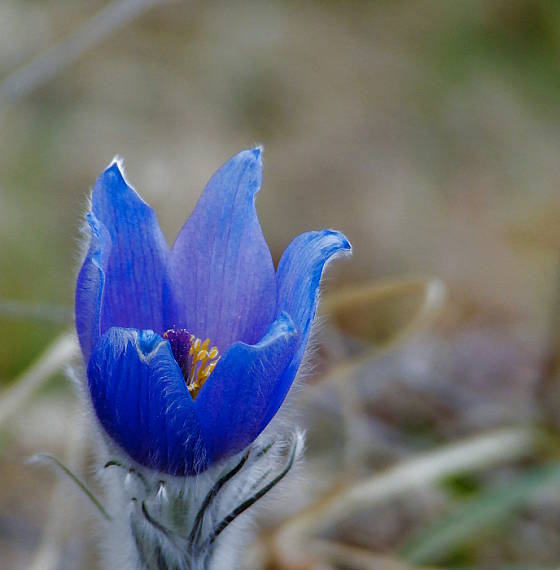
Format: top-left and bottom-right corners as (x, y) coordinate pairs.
(1, 0), (560, 568)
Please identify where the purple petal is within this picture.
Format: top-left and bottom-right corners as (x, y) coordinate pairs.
(261, 229), (351, 427)
(164, 148), (276, 351)
(194, 312), (299, 463)
(75, 212), (111, 359)
(87, 327), (207, 475)
(91, 161), (169, 334)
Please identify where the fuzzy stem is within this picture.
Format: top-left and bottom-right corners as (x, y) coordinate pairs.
(94, 434), (303, 570)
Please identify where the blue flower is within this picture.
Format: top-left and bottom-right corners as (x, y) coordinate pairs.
(76, 148), (350, 476)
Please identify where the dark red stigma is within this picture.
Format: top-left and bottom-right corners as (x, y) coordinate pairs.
(163, 328), (192, 379)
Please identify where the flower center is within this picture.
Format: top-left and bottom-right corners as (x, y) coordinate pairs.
(163, 328), (220, 398)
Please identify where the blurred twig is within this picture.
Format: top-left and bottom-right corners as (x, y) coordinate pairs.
(274, 428), (534, 565)
(0, 0), (169, 104)
(0, 332), (78, 427)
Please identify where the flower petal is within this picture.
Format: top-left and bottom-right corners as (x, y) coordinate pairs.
(194, 312), (299, 463)
(164, 148), (276, 350)
(87, 327), (207, 475)
(75, 212), (111, 360)
(261, 230), (351, 427)
(91, 161), (169, 334)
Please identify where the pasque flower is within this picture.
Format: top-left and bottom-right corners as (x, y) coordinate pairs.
(76, 148), (350, 476)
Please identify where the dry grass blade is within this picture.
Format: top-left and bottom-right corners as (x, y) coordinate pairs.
(274, 428), (534, 563)
(311, 540), (439, 570)
(0, 332), (78, 427)
(311, 277), (446, 396)
(321, 276), (446, 349)
(507, 202), (560, 250)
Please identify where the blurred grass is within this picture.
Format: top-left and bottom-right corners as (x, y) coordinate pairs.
(400, 462), (560, 565)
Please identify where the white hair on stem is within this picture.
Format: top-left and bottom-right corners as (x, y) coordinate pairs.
(51, 363), (306, 570)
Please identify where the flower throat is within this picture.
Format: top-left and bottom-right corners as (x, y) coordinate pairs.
(163, 328), (220, 398)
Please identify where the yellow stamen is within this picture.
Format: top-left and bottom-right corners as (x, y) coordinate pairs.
(186, 334), (220, 398)
(196, 350), (208, 361)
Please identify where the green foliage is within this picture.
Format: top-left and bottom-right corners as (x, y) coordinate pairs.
(400, 462), (560, 565)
